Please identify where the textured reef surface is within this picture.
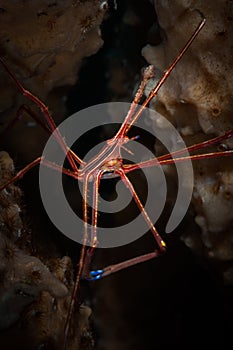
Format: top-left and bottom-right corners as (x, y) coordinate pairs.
(143, 0), (233, 284)
(0, 0), (233, 349)
(0, 151), (92, 349)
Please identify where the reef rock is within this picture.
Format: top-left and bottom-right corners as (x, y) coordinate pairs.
(0, 151), (92, 349)
(0, 0), (107, 161)
(143, 0), (233, 283)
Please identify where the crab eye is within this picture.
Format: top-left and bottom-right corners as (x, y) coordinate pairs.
(100, 1), (108, 11)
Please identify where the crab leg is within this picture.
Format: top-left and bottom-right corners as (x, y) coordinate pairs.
(0, 103), (82, 166)
(155, 129), (233, 163)
(89, 250), (161, 280)
(115, 65), (155, 139)
(87, 149), (233, 281)
(82, 170), (104, 279)
(118, 16), (206, 137)
(123, 150), (233, 174)
(1, 104), (51, 137)
(88, 166), (166, 281)
(91, 170), (104, 247)
(117, 169), (166, 250)
(63, 172), (91, 349)
(0, 156), (82, 192)
(0, 57), (83, 171)
(79, 16), (206, 176)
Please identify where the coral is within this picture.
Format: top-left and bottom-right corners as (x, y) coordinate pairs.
(0, 151), (93, 349)
(0, 0), (106, 96)
(143, 0), (233, 282)
(0, 236), (68, 330)
(0, 151), (22, 241)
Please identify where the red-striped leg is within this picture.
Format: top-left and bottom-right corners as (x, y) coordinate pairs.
(63, 172), (91, 350)
(82, 170), (104, 279)
(123, 150), (233, 174)
(0, 57), (83, 172)
(0, 104), (51, 138)
(116, 15), (206, 139)
(117, 168), (166, 251)
(87, 168), (166, 281)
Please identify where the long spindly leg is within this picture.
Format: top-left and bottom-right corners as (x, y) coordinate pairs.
(115, 65), (155, 139)
(81, 15), (206, 174)
(118, 168), (166, 251)
(98, 137), (233, 277)
(124, 15), (206, 135)
(91, 170), (104, 248)
(0, 103), (82, 166)
(82, 170), (104, 279)
(64, 170), (105, 345)
(123, 149), (233, 174)
(158, 129), (233, 161)
(0, 156), (80, 192)
(89, 250), (161, 280)
(121, 128), (233, 175)
(88, 168), (166, 281)
(0, 57), (84, 171)
(1, 104), (51, 137)
(63, 172), (92, 349)
(78, 66), (153, 176)
(117, 15), (206, 138)
(87, 148), (233, 281)
(0, 157), (42, 191)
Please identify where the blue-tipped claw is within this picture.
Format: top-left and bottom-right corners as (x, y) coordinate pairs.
(90, 269), (104, 277)
(88, 269), (104, 281)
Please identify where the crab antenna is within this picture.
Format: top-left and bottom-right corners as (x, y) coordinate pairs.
(124, 13), (206, 135)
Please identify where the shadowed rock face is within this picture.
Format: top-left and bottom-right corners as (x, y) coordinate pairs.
(0, 0), (106, 96)
(0, 0), (107, 162)
(143, 0), (233, 282)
